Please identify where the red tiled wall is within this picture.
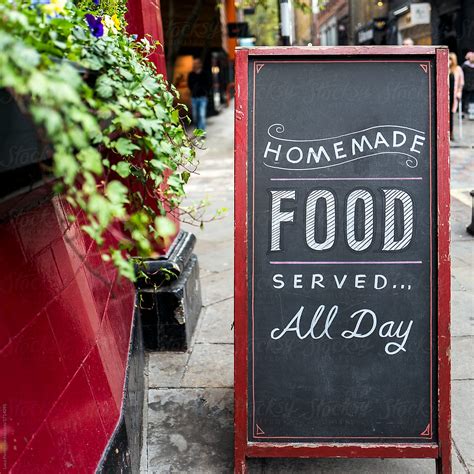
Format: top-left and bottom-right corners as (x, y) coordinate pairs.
(0, 191), (134, 472)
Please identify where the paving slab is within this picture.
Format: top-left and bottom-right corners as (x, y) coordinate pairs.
(196, 298), (234, 344)
(148, 352), (190, 388)
(451, 265), (474, 292)
(194, 240), (234, 274)
(451, 240), (474, 268)
(194, 223), (233, 244)
(201, 269), (234, 306)
(147, 388), (234, 473)
(452, 448), (471, 474)
(452, 380), (474, 471)
(181, 343), (233, 388)
(452, 336), (474, 380)
(451, 290), (474, 336)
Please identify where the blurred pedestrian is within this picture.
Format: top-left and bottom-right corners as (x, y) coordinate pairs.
(449, 52), (464, 140)
(462, 52), (474, 118)
(188, 58), (211, 132)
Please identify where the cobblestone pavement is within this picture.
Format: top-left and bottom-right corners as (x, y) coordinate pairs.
(141, 105), (474, 473)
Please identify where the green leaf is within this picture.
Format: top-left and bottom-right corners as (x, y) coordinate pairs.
(53, 149), (79, 185)
(149, 158), (166, 172)
(154, 216), (176, 238)
(30, 105), (62, 136)
(10, 43), (40, 70)
(77, 147), (103, 175)
(181, 170), (191, 184)
(115, 161), (131, 178)
(105, 180), (129, 205)
(96, 75), (114, 98)
(114, 112), (137, 132)
(113, 137), (140, 156)
(110, 249), (137, 282)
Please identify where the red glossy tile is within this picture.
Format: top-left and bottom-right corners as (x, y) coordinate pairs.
(74, 208), (96, 251)
(75, 268), (102, 335)
(0, 246), (62, 337)
(0, 312), (68, 469)
(97, 315), (126, 411)
(51, 239), (82, 288)
(83, 346), (120, 436)
(63, 221), (88, 264)
(0, 266), (39, 337)
(45, 279), (98, 377)
(106, 282), (134, 367)
(0, 220), (29, 338)
(47, 368), (107, 473)
(11, 422), (74, 473)
(0, 219), (27, 269)
(83, 248), (112, 322)
(0, 309), (11, 350)
(14, 201), (61, 259)
(36, 246), (63, 298)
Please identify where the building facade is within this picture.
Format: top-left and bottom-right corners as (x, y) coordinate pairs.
(348, 0), (473, 55)
(315, 0), (350, 45)
(386, 1), (432, 45)
(430, 0), (474, 60)
(160, 0), (235, 113)
(293, 0), (315, 45)
(350, 0), (389, 45)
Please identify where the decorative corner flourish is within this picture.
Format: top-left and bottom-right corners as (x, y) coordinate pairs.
(420, 423), (431, 436)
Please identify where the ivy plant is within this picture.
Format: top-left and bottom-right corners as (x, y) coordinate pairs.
(0, 0), (202, 281)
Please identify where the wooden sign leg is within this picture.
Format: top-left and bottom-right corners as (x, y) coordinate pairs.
(436, 452), (452, 474)
(234, 447), (247, 474)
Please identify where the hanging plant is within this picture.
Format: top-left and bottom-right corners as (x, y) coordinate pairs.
(0, 0), (204, 281)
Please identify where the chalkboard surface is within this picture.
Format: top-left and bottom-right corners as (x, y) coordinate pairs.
(247, 58), (437, 443)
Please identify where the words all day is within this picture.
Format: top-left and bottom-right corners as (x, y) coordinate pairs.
(270, 305), (413, 356)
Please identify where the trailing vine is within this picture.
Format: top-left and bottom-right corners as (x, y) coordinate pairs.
(0, 0), (201, 281)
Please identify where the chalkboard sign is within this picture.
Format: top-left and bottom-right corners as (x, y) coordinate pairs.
(234, 47), (451, 473)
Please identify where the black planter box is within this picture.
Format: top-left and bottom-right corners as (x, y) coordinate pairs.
(137, 231), (202, 351)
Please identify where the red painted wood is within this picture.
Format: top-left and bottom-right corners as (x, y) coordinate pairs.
(234, 48), (249, 474)
(246, 443), (439, 458)
(243, 45), (439, 56)
(435, 47), (452, 474)
(126, 0), (167, 76)
(234, 46), (451, 471)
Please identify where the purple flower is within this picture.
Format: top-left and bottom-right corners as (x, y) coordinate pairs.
(93, 0), (100, 4)
(85, 14), (104, 38)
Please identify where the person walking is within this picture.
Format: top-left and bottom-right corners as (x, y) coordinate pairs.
(462, 52), (474, 119)
(449, 52), (464, 140)
(188, 58), (211, 132)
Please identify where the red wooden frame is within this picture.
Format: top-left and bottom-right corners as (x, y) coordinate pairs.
(234, 46), (451, 473)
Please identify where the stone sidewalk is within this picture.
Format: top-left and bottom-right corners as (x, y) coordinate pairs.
(141, 105), (474, 473)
